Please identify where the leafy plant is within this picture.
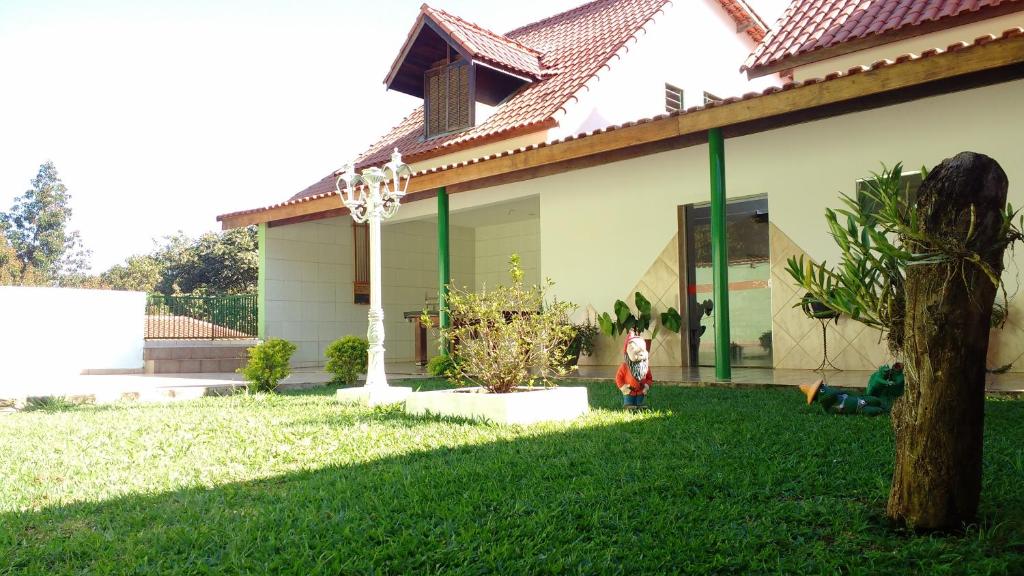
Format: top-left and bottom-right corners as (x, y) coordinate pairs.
(440, 253), (576, 393)
(564, 321), (599, 367)
(759, 331), (773, 352)
(22, 396), (80, 412)
(238, 338), (297, 393)
(660, 307), (682, 334)
(426, 353), (458, 378)
(598, 292), (657, 338)
(324, 336), (368, 385)
(786, 163), (1022, 352)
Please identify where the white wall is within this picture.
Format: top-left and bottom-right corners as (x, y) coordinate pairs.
(0, 287), (146, 382)
(793, 12), (1024, 81)
(552, 0), (780, 139)
(473, 218), (540, 290)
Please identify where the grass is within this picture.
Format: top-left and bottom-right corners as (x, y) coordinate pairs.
(0, 380), (1022, 575)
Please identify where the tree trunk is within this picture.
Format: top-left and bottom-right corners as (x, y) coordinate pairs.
(888, 152), (1010, 530)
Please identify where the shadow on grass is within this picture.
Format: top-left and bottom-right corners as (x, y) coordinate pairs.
(2, 386), (1022, 575)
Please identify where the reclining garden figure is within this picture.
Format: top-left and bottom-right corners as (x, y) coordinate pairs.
(799, 364), (905, 416)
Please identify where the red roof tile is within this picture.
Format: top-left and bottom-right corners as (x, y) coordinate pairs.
(423, 5), (547, 79)
(288, 0), (766, 204)
(215, 27), (1023, 225)
(743, 0), (1024, 76)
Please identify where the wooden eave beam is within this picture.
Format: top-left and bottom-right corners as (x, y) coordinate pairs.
(219, 33), (1024, 230)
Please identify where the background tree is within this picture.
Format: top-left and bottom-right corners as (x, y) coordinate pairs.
(0, 226), (42, 285)
(100, 254), (163, 292)
(787, 153), (1022, 530)
(101, 227), (257, 295)
(0, 161), (91, 285)
(162, 227), (257, 295)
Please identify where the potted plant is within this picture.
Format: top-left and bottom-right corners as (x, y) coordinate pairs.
(564, 321), (599, 367)
(404, 254), (589, 425)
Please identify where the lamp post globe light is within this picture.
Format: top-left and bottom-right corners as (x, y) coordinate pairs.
(334, 148), (414, 407)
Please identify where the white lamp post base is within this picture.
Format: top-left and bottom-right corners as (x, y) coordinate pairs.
(335, 385), (412, 407)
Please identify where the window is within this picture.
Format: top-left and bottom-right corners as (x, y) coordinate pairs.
(425, 58), (473, 138)
(855, 171), (923, 216)
(353, 223), (369, 304)
(664, 83), (683, 113)
(703, 91), (722, 105)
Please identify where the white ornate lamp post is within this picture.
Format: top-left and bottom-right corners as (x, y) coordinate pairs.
(334, 148), (413, 406)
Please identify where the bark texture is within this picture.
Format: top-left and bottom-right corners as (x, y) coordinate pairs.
(888, 152), (1009, 530)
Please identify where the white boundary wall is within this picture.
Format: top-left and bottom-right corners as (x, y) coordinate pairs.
(0, 287), (146, 381)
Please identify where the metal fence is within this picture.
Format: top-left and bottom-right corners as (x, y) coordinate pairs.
(145, 294), (258, 339)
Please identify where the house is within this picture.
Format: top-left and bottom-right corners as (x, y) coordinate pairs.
(218, 0), (1024, 376)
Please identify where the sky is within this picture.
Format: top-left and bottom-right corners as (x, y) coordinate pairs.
(0, 0), (789, 273)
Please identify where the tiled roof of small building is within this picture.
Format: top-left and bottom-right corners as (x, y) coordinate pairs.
(420, 5), (547, 79)
(289, 0), (766, 203)
(743, 0), (1024, 76)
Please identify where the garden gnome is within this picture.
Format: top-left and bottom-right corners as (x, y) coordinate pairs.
(616, 330), (652, 410)
(798, 379), (888, 416)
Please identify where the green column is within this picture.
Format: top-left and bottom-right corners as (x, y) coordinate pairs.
(437, 187), (451, 354)
(257, 222), (267, 340)
(709, 128), (731, 380)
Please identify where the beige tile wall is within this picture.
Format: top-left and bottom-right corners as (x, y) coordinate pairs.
(769, 223), (1024, 371)
(473, 218), (540, 290)
(583, 234), (683, 368)
(265, 217), (475, 367)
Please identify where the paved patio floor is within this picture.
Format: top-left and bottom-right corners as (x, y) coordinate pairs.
(3, 362), (1021, 412)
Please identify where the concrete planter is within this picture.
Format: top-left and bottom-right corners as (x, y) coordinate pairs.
(405, 385), (589, 425)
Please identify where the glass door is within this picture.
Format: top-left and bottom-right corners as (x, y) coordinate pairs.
(681, 196), (772, 368)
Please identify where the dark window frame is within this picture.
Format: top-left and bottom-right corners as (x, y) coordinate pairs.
(855, 171), (923, 216)
(353, 222), (369, 305)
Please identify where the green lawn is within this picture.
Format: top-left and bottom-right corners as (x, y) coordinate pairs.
(1, 381), (1022, 575)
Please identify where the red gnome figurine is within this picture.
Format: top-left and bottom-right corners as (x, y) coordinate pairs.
(615, 330), (652, 410)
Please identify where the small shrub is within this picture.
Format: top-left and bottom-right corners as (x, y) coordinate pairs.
(238, 338), (297, 393)
(325, 336), (368, 385)
(22, 396), (80, 412)
(426, 353), (458, 378)
(442, 253), (576, 393)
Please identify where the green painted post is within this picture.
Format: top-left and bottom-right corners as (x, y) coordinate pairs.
(709, 128), (731, 380)
(437, 187), (451, 354)
(257, 223), (267, 340)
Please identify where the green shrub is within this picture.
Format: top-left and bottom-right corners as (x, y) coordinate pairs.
(426, 353), (458, 378)
(442, 254), (576, 393)
(238, 338), (297, 393)
(325, 336), (368, 385)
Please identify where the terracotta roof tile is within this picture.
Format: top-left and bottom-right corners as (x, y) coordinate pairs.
(217, 27), (1024, 224)
(743, 0), (1023, 75)
(287, 0), (766, 203)
(423, 5), (547, 79)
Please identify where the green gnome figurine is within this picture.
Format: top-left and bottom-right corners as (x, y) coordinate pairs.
(798, 364), (905, 416)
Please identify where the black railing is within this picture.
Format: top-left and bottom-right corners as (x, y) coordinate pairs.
(145, 294), (257, 339)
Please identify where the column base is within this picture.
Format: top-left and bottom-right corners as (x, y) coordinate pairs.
(335, 386), (412, 407)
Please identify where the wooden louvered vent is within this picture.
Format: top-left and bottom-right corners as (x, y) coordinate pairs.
(425, 60), (473, 138)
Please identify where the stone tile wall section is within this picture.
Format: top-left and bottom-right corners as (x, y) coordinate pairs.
(769, 223), (1024, 371)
